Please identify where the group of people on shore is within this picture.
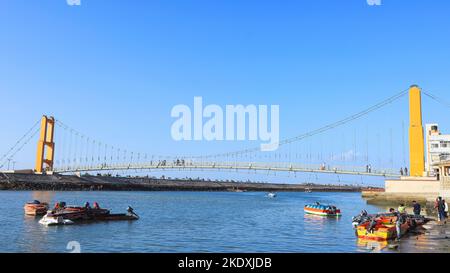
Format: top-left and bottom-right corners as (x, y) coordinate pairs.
(382, 201), (422, 241)
(391, 198), (448, 231)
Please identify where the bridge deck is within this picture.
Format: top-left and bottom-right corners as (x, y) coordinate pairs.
(54, 161), (401, 177)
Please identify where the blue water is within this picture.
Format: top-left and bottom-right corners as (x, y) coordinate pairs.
(0, 191), (390, 253)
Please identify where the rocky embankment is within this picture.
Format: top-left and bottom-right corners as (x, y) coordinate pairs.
(0, 173), (366, 192)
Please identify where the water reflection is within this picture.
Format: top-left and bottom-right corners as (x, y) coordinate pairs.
(31, 191), (54, 204)
(20, 191), (56, 253)
(356, 238), (389, 252)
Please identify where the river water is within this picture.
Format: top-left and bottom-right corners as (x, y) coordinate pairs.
(0, 191), (437, 253)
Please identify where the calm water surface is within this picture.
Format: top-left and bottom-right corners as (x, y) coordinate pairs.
(0, 191), (415, 253)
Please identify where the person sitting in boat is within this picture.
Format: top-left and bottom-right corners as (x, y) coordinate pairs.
(329, 206), (337, 214)
(315, 202), (320, 206)
(360, 210), (368, 217)
(84, 202), (91, 209)
(93, 202), (100, 209)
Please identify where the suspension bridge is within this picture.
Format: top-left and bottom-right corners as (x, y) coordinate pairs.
(1, 85), (449, 182)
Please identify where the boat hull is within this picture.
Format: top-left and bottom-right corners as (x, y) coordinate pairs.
(356, 222), (409, 241)
(24, 203), (49, 216)
(304, 207), (341, 217)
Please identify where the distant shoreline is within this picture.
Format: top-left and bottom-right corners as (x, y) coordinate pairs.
(0, 173), (371, 192)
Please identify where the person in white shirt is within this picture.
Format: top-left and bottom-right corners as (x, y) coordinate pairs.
(444, 200), (449, 219)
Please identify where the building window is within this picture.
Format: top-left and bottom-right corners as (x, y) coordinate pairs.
(441, 141), (450, 148)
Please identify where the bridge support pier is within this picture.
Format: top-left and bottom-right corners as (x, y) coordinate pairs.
(409, 85), (425, 177)
(35, 115), (55, 174)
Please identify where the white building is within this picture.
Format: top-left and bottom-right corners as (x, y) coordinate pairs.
(426, 124), (450, 176)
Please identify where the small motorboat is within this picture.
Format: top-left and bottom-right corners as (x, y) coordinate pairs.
(39, 215), (74, 226)
(267, 192), (277, 198)
(304, 203), (341, 217)
(24, 200), (49, 216)
(39, 204), (139, 226)
(305, 188), (312, 193)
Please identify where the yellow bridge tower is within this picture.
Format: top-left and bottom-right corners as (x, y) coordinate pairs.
(409, 85), (425, 177)
(35, 115), (55, 174)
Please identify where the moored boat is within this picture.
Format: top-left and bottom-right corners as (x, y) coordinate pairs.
(355, 214), (428, 241)
(39, 203), (139, 226)
(356, 218), (409, 241)
(24, 200), (49, 216)
(304, 203), (341, 217)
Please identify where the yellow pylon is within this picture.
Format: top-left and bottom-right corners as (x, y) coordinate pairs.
(35, 115), (55, 174)
(409, 85), (425, 177)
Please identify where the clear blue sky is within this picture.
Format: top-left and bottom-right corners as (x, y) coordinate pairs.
(1, 0), (450, 185)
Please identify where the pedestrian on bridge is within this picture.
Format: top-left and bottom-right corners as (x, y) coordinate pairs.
(400, 168), (404, 176)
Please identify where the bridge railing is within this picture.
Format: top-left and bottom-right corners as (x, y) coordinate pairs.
(54, 160), (400, 177)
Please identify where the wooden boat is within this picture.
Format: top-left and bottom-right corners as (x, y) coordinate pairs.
(304, 204), (341, 217)
(356, 218), (410, 241)
(24, 201), (49, 216)
(355, 212), (429, 241)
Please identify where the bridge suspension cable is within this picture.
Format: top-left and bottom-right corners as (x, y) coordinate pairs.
(0, 119), (41, 169)
(423, 90), (450, 110)
(54, 119), (180, 170)
(193, 88), (409, 159)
